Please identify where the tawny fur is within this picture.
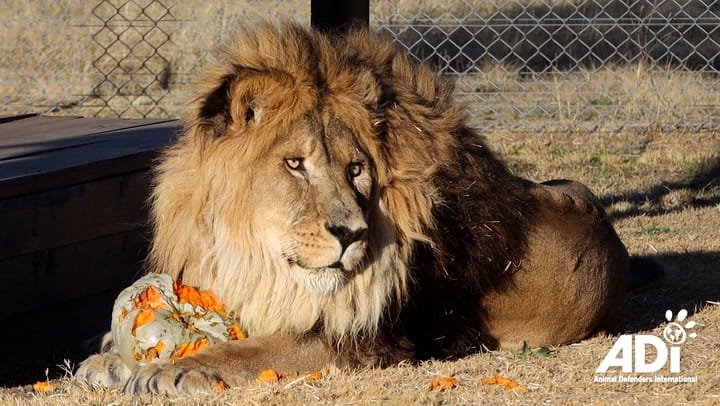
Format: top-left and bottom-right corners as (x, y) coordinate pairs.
(77, 23), (631, 395)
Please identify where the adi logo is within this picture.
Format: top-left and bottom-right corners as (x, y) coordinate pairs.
(594, 309), (698, 383)
(661, 309), (697, 345)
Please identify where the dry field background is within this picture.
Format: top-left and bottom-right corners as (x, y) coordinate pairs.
(0, 127), (718, 404)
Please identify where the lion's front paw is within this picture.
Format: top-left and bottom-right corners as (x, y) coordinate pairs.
(75, 352), (132, 389)
(124, 359), (227, 395)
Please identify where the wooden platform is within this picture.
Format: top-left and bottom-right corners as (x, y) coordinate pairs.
(0, 114), (180, 385)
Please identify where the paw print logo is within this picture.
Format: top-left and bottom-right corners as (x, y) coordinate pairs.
(662, 309), (697, 345)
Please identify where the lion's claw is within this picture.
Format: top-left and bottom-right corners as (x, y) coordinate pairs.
(124, 359), (225, 395)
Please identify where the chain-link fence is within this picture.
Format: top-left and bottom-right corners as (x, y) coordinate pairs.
(0, 0), (308, 120)
(87, 0), (176, 117)
(374, 0), (720, 131)
(2, 0), (720, 131)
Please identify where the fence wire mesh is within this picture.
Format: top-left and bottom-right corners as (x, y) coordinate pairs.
(373, 0), (720, 131)
(88, 0), (175, 118)
(1, 0), (720, 132)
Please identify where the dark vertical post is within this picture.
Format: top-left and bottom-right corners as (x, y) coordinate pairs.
(311, 0), (369, 33)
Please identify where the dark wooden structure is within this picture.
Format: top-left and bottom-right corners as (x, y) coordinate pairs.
(0, 114), (179, 385)
(311, 0), (369, 32)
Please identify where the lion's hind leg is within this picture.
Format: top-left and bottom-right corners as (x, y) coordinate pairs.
(75, 332), (132, 389)
(484, 178), (631, 349)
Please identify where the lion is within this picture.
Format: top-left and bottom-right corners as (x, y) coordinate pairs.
(76, 23), (651, 395)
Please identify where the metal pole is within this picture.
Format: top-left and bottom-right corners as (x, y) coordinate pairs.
(311, 0), (369, 33)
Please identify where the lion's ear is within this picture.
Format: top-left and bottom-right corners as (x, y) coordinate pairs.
(241, 102), (257, 124)
(197, 74), (235, 137)
(230, 92), (261, 128)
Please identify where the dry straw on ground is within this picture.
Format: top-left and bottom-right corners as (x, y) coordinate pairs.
(0, 127), (718, 405)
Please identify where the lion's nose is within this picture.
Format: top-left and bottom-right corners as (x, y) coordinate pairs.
(326, 224), (368, 253)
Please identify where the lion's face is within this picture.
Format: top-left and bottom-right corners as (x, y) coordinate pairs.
(249, 113), (374, 294)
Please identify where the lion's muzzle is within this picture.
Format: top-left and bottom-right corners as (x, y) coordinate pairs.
(326, 224), (367, 257)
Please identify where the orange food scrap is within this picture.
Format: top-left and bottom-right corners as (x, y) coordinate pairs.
(429, 376), (458, 391)
(479, 376), (526, 392)
(173, 281), (225, 314)
(214, 379), (230, 392)
(132, 309), (156, 334)
(32, 381), (56, 392)
(257, 369), (282, 384)
(228, 324), (247, 340)
(305, 371), (323, 381)
(133, 286), (170, 311)
(171, 338), (210, 360)
(145, 340), (166, 361)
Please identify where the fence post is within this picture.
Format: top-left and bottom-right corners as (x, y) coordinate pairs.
(311, 0), (369, 32)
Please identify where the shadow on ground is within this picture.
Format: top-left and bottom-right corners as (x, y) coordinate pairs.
(606, 156), (720, 331)
(623, 251), (720, 333)
(603, 156), (720, 221)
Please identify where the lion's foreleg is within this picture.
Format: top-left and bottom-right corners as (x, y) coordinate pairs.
(124, 334), (338, 395)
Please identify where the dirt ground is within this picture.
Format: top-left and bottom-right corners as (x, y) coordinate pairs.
(0, 127), (717, 405)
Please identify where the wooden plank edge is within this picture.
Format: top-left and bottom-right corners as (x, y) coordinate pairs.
(0, 113), (39, 124)
(0, 149), (159, 200)
(0, 121), (180, 199)
(90, 118), (178, 136)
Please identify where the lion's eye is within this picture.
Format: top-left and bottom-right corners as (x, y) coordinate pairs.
(348, 162), (363, 178)
(285, 158), (304, 171)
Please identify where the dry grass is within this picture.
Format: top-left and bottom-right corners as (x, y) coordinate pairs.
(1, 127), (718, 404)
(455, 62), (720, 131)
